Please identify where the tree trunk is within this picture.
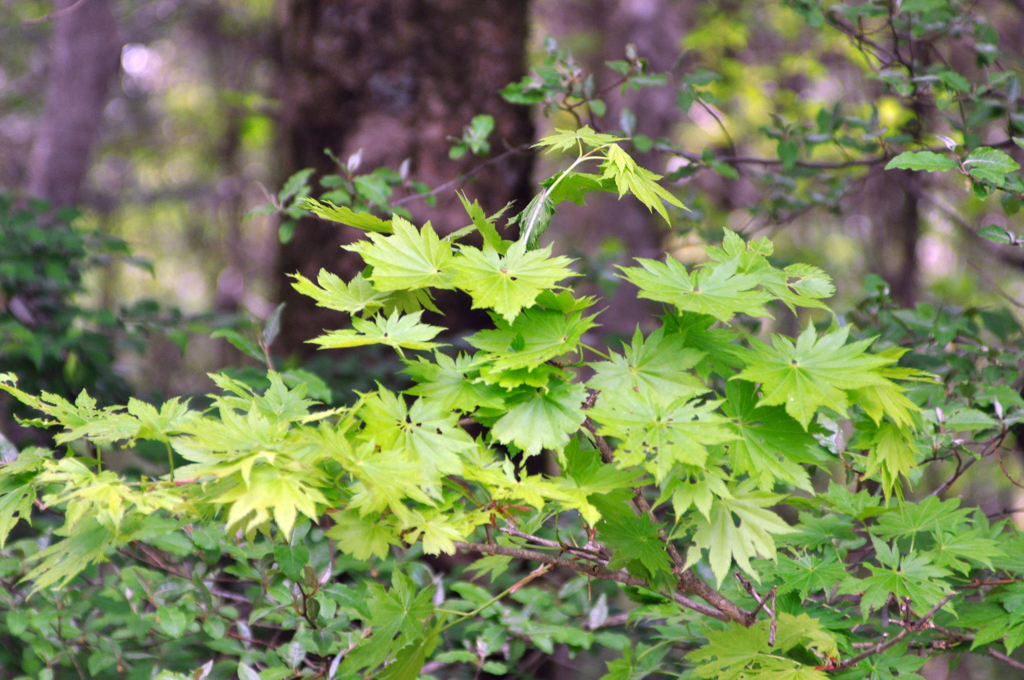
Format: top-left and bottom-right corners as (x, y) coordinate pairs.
(275, 0), (534, 357)
(27, 0), (120, 207)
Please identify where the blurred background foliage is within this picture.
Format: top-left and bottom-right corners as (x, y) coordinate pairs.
(3, 0), (1024, 676)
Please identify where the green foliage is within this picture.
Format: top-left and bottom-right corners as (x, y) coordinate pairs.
(7, 133), (1024, 680)
(9, 1), (1024, 673)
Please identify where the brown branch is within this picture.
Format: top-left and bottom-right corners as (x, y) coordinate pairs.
(453, 541), (730, 622)
(580, 396), (753, 625)
(989, 648), (1024, 671)
(833, 591), (957, 670)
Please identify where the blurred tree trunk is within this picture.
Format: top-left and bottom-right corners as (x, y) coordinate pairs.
(27, 0), (120, 207)
(865, 168), (920, 306)
(544, 0), (692, 339)
(275, 0), (534, 357)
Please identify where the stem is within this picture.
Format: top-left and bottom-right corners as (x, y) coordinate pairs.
(521, 146), (605, 245)
(165, 440), (175, 482)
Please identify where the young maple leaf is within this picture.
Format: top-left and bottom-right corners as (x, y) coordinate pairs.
(451, 240), (577, 324)
(309, 310), (445, 356)
(732, 324), (895, 429)
(291, 269), (388, 316)
(619, 257), (772, 323)
(344, 215), (454, 291)
(587, 326), (708, 401)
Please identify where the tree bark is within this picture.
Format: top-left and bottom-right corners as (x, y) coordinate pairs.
(27, 0), (120, 207)
(275, 0), (534, 356)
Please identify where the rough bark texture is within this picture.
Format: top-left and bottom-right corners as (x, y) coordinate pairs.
(275, 0), (534, 356)
(27, 0), (120, 207)
(544, 0), (692, 338)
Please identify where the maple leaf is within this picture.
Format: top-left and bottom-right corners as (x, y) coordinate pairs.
(298, 198), (392, 233)
(534, 126), (625, 152)
(490, 379), (587, 457)
(599, 509), (674, 581)
(871, 495), (971, 539)
(620, 256), (772, 323)
(309, 310), (445, 356)
(549, 439), (640, 523)
(291, 269), (389, 316)
(345, 215), (454, 291)
(686, 619), (830, 680)
(589, 390), (735, 482)
(852, 538), (952, 615)
(774, 552), (849, 600)
(733, 325), (894, 429)
(600, 144), (686, 222)
(929, 527), (1004, 575)
(722, 381), (827, 492)
(452, 240), (577, 324)
(467, 307), (597, 371)
(404, 352), (506, 412)
(857, 422), (921, 497)
(685, 482), (796, 584)
(326, 509), (400, 560)
(587, 326), (708, 401)
(358, 388), (475, 482)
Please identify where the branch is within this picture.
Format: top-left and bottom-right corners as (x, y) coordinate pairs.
(833, 591), (956, 670)
(390, 143), (533, 208)
(581, 392), (753, 625)
(452, 541), (730, 622)
(989, 648), (1024, 672)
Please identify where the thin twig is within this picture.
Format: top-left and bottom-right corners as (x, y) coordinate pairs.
(452, 541), (730, 622)
(390, 144), (532, 208)
(834, 591), (956, 670)
(989, 648), (1024, 671)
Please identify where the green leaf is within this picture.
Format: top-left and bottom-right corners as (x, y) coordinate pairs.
(977, 224), (1015, 244)
(884, 151), (957, 172)
(687, 619), (829, 680)
(775, 552), (849, 600)
(345, 216), (454, 291)
(467, 307), (596, 371)
(620, 256), (772, 323)
(326, 510), (400, 560)
(353, 174), (393, 206)
(964, 147), (1020, 187)
(733, 325), (896, 429)
(722, 380), (825, 492)
(590, 391), (735, 482)
(404, 352), (506, 412)
(600, 144), (686, 222)
(930, 527), (1003, 575)
(491, 379), (587, 457)
(273, 543), (310, 581)
(309, 310), (445, 355)
(685, 483), (795, 584)
(871, 496), (971, 539)
(359, 388), (475, 480)
(588, 326), (708, 402)
(543, 172), (617, 206)
(456, 193), (512, 253)
(535, 126), (625, 152)
(599, 509), (674, 580)
(291, 270), (389, 316)
(855, 539), (952, 615)
(298, 198), (393, 233)
(452, 240), (577, 323)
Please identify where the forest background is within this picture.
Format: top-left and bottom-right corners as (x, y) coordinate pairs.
(4, 1), (1024, 680)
